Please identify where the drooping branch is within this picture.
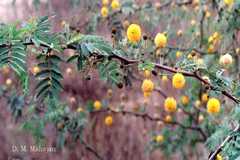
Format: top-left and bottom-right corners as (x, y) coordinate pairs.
(109, 54), (240, 104)
(208, 124), (240, 160)
(92, 107), (207, 141)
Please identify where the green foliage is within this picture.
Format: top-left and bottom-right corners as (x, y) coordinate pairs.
(35, 52), (63, 100)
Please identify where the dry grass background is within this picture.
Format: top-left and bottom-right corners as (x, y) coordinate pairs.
(0, 0), (208, 159)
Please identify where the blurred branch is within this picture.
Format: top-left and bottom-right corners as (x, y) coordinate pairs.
(92, 107), (207, 141)
(208, 124), (240, 160)
(199, 9), (205, 48)
(80, 138), (105, 160)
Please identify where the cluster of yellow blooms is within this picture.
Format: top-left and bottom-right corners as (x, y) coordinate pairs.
(126, 23), (168, 49)
(101, 0), (120, 17)
(207, 32), (221, 53)
(155, 134), (164, 143)
(93, 100), (113, 126)
(141, 70), (154, 98)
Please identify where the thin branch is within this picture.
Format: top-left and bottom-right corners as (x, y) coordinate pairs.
(80, 138), (105, 160)
(92, 108), (207, 141)
(208, 124), (240, 160)
(110, 54), (240, 104)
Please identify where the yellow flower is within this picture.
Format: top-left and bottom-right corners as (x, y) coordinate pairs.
(205, 11), (211, 18)
(195, 100), (201, 108)
(181, 96), (189, 105)
(76, 107), (84, 112)
(164, 115), (172, 123)
(172, 73), (186, 89)
(161, 75), (168, 83)
(164, 97), (177, 113)
(94, 100), (102, 110)
(143, 92), (151, 98)
(216, 154), (223, 160)
(141, 79), (154, 93)
(208, 44), (215, 53)
(32, 66), (40, 75)
(127, 24), (142, 43)
(155, 135), (164, 143)
(191, 19), (196, 26)
(111, 0), (120, 10)
(102, 0), (109, 5)
(177, 30), (183, 36)
(5, 78), (12, 86)
(207, 98), (221, 114)
(224, 0), (234, 6)
(144, 70), (151, 79)
(104, 115), (113, 126)
(213, 32), (221, 41)
(176, 51), (183, 58)
(101, 7), (108, 17)
(201, 93), (208, 103)
(154, 33), (167, 48)
(208, 36), (214, 44)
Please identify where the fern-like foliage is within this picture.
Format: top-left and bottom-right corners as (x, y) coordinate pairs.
(35, 52), (63, 100)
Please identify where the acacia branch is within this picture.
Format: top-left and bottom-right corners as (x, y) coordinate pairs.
(110, 54), (240, 104)
(92, 108), (207, 141)
(80, 138), (105, 160)
(208, 124), (240, 160)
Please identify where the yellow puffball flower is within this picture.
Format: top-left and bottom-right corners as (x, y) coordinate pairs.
(191, 19), (196, 26)
(111, 0), (120, 10)
(5, 78), (12, 86)
(76, 107), (84, 113)
(201, 93), (209, 103)
(208, 36), (214, 44)
(94, 100), (102, 110)
(144, 70), (151, 79)
(216, 154), (223, 160)
(176, 51), (183, 58)
(102, 0), (109, 6)
(195, 100), (201, 108)
(172, 73), (186, 89)
(104, 115), (113, 126)
(143, 92), (151, 98)
(101, 7), (108, 17)
(205, 11), (211, 18)
(181, 96), (189, 105)
(161, 75), (168, 83)
(164, 115), (172, 123)
(164, 97), (177, 113)
(213, 32), (221, 41)
(32, 66), (40, 75)
(154, 33), (167, 48)
(141, 79), (154, 93)
(155, 135), (164, 143)
(177, 30), (183, 36)
(208, 44), (215, 53)
(207, 98), (221, 114)
(224, 0), (234, 6)
(127, 24), (142, 43)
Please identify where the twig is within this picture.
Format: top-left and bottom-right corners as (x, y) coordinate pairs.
(208, 124), (240, 160)
(80, 138), (105, 160)
(92, 108), (207, 141)
(109, 54), (240, 104)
